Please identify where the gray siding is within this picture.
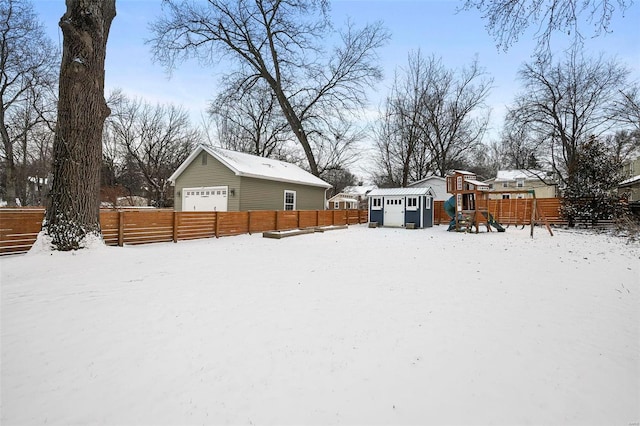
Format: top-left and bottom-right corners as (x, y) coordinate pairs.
(174, 152), (241, 212)
(174, 151), (327, 211)
(239, 176), (327, 211)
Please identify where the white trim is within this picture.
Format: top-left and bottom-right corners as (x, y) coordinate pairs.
(284, 190), (296, 210)
(406, 196), (418, 211)
(371, 197), (382, 210)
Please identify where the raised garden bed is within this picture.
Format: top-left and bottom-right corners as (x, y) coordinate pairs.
(263, 224), (348, 239)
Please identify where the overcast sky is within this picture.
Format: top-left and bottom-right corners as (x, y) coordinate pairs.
(32, 0), (640, 174)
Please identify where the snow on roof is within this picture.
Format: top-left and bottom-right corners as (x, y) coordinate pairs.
(169, 145), (331, 189)
(342, 185), (377, 196)
(407, 176), (445, 186)
(619, 174), (640, 187)
(465, 179), (490, 189)
(367, 187), (433, 197)
(451, 170), (476, 176)
(495, 170), (549, 182)
(327, 193), (359, 203)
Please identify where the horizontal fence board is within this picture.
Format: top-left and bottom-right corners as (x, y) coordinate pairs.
(1, 200), (574, 255)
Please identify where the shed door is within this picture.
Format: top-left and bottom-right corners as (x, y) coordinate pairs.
(384, 197), (404, 227)
(182, 186), (228, 211)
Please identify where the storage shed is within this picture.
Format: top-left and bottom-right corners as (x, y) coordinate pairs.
(169, 145), (332, 212)
(367, 187), (434, 228)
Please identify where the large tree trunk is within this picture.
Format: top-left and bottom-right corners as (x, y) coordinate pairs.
(44, 0), (116, 250)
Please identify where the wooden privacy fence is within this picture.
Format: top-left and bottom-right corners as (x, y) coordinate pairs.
(0, 208), (369, 255)
(433, 198), (563, 225)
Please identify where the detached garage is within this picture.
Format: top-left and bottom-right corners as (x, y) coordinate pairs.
(367, 187), (434, 228)
(169, 145), (331, 212)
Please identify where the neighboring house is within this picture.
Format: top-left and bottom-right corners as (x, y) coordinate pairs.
(327, 193), (359, 210)
(169, 145), (332, 212)
(484, 170), (558, 199)
(341, 185), (377, 209)
(367, 187), (434, 228)
(619, 157), (640, 202)
(407, 176), (449, 201)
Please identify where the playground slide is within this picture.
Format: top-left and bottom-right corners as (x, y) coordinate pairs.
(485, 212), (506, 232)
(444, 196), (457, 231)
(444, 196), (505, 232)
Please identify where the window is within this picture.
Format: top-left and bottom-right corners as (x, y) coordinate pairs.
(424, 197), (431, 209)
(502, 182), (509, 188)
(284, 190), (296, 210)
(334, 201), (340, 209)
(502, 194), (511, 199)
(407, 197), (418, 211)
(371, 197), (382, 210)
(516, 179), (524, 188)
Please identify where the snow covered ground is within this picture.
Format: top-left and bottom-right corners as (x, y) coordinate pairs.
(1, 225), (638, 425)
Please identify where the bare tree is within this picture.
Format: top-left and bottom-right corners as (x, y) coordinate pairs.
(498, 116), (542, 169)
(374, 51), (434, 187)
(617, 84), (640, 132)
(374, 52), (492, 185)
(507, 49), (630, 186)
(106, 94), (199, 207)
(0, 0), (58, 206)
(208, 81), (292, 159)
(419, 55), (492, 177)
(149, 0), (389, 176)
(44, 0), (116, 251)
(461, 0), (634, 54)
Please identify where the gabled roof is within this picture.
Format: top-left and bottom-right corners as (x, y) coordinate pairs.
(407, 176), (445, 187)
(327, 193), (359, 203)
(368, 187), (434, 197)
(169, 145), (331, 189)
(342, 185), (377, 196)
(493, 169), (551, 182)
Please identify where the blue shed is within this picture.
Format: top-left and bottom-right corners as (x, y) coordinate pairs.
(367, 187), (434, 228)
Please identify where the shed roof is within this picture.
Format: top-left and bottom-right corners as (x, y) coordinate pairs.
(367, 187), (433, 197)
(169, 145), (331, 189)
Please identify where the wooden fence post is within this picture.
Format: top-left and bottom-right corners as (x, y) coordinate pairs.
(248, 211), (252, 235)
(173, 211), (178, 243)
(215, 211), (219, 238)
(118, 210), (124, 247)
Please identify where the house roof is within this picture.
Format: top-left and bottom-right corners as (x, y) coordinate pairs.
(367, 187), (434, 197)
(407, 176), (445, 187)
(169, 145), (331, 189)
(327, 193), (359, 203)
(493, 169), (550, 182)
(619, 174), (640, 187)
(342, 185), (377, 196)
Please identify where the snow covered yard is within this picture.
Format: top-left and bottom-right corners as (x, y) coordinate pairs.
(1, 225), (638, 426)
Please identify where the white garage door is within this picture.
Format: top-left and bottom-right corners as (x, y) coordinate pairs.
(384, 197), (404, 227)
(182, 186), (228, 211)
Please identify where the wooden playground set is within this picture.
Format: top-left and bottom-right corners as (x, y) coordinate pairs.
(444, 170), (554, 237)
